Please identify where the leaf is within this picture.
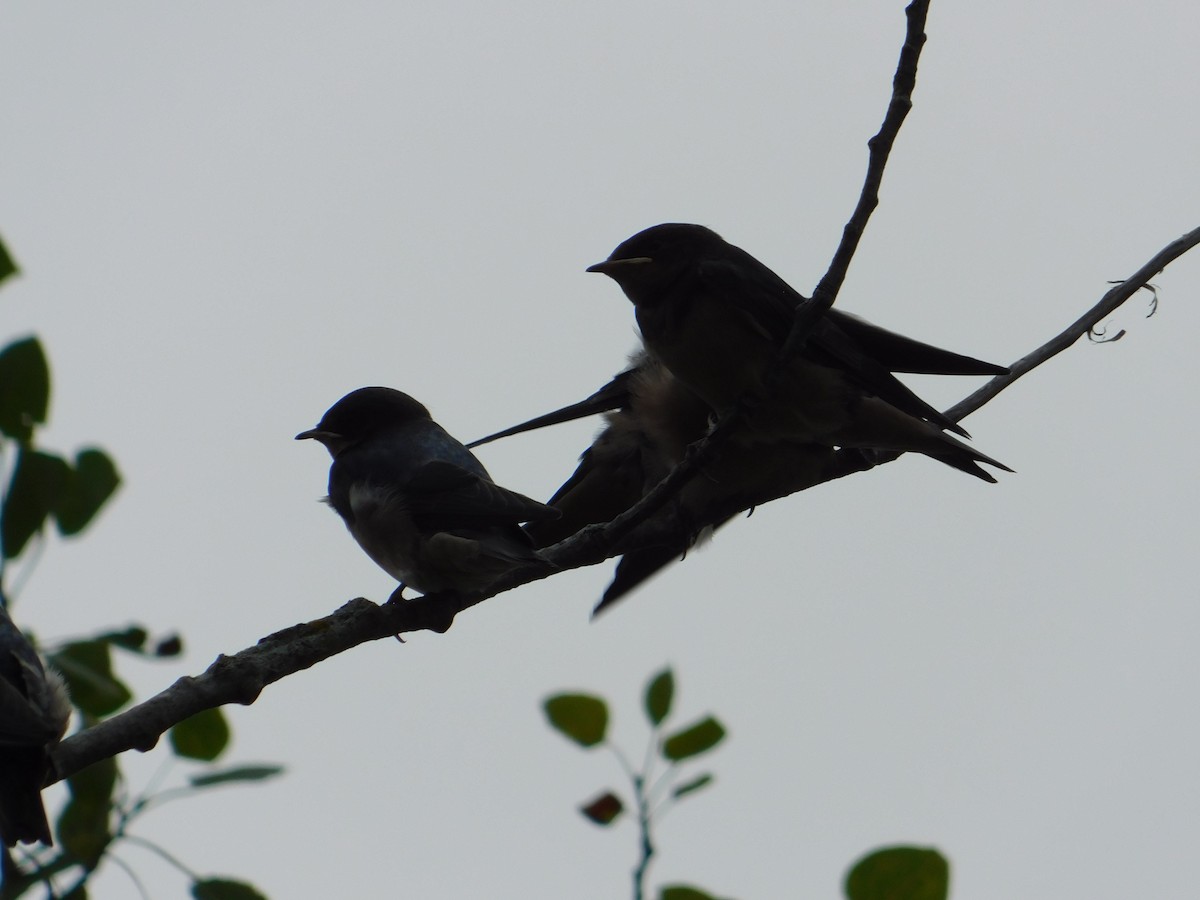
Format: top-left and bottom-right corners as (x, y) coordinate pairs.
(98, 626), (148, 653)
(155, 633), (184, 657)
(190, 765), (285, 788)
(845, 846), (950, 900)
(660, 887), (720, 900)
(543, 693), (608, 747)
(0, 336), (49, 443)
(192, 878), (268, 900)
(644, 667), (674, 727)
(661, 716), (726, 762)
(1, 448), (68, 559)
(672, 772), (713, 800)
(0, 234), (17, 287)
(54, 448), (121, 536)
(0, 446), (119, 559)
(50, 640), (133, 717)
(58, 755), (118, 867)
(579, 791), (623, 826)
(170, 707), (231, 762)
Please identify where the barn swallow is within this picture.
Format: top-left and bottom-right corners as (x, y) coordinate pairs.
(520, 352), (715, 612)
(297, 387), (559, 595)
(587, 223), (1012, 482)
(475, 351), (836, 613)
(518, 351), (710, 549)
(0, 605), (71, 846)
(471, 297), (1011, 611)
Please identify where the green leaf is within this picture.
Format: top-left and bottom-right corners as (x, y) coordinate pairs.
(662, 716), (725, 762)
(0, 336), (50, 443)
(170, 707), (231, 761)
(1, 448), (68, 559)
(58, 755), (118, 867)
(192, 878), (268, 900)
(579, 791), (623, 826)
(98, 626), (148, 653)
(54, 448), (121, 536)
(543, 693), (608, 748)
(0, 234), (18, 286)
(672, 772), (713, 800)
(50, 640), (133, 717)
(644, 667), (674, 727)
(189, 765), (285, 788)
(660, 887), (720, 900)
(845, 846), (950, 900)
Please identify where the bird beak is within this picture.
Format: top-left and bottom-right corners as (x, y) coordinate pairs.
(295, 427), (340, 443)
(296, 427), (349, 458)
(586, 257), (653, 275)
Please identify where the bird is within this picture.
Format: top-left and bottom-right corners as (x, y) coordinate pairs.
(466, 295), (1011, 612)
(472, 350), (838, 613)
(0, 605), (71, 847)
(586, 223), (1012, 482)
(297, 387), (560, 595)
(510, 350), (711, 549)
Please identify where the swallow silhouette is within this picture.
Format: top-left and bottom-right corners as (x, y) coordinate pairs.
(472, 351), (838, 613)
(298, 387), (559, 594)
(586, 223), (1011, 482)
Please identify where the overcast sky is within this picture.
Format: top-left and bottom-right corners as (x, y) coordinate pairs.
(2, 2), (1198, 898)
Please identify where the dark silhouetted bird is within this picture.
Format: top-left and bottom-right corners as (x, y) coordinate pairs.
(473, 351), (838, 613)
(297, 387), (559, 594)
(468, 296), (1010, 612)
(587, 223), (1011, 481)
(0, 606), (71, 847)
(506, 351), (711, 549)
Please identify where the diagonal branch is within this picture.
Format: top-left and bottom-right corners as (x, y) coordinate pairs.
(51, 219), (1191, 783)
(45, 2), (1197, 787)
(944, 227), (1198, 423)
(792, 0), (930, 346)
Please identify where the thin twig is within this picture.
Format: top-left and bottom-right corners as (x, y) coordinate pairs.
(795, 0), (930, 343)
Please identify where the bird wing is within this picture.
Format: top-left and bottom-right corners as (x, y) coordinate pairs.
(404, 461), (559, 529)
(695, 250), (997, 437)
(0, 656), (59, 747)
(825, 309), (1008, 376)
(694, 250), (801, 340)
(805, 316), (972, 436)
(524, 415), (652, 548)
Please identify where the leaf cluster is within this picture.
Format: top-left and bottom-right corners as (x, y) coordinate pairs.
(544, 667), (727, 900)
(0, 236), (281, 900)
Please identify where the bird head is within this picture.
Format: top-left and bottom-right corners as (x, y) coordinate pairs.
(586, 223), (725, 306)
(296, 387), (431, 458)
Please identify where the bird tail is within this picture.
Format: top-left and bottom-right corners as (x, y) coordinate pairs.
(920, 434), (1013, 483)
(838, 397), (1012, 483)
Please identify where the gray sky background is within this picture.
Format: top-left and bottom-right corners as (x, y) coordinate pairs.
(2, 2), (1198, 898)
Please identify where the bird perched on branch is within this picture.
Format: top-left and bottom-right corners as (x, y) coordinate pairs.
(515, 352), (839, 614)
(0, 605), (71, 847)
(297, 387), (559, 595)
(586, 223), (1011, 482)
(468, 267), (1010, 612)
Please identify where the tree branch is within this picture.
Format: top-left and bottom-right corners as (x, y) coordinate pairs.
(45, 2), (1197, 787)
(797, 0), (929, 337)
